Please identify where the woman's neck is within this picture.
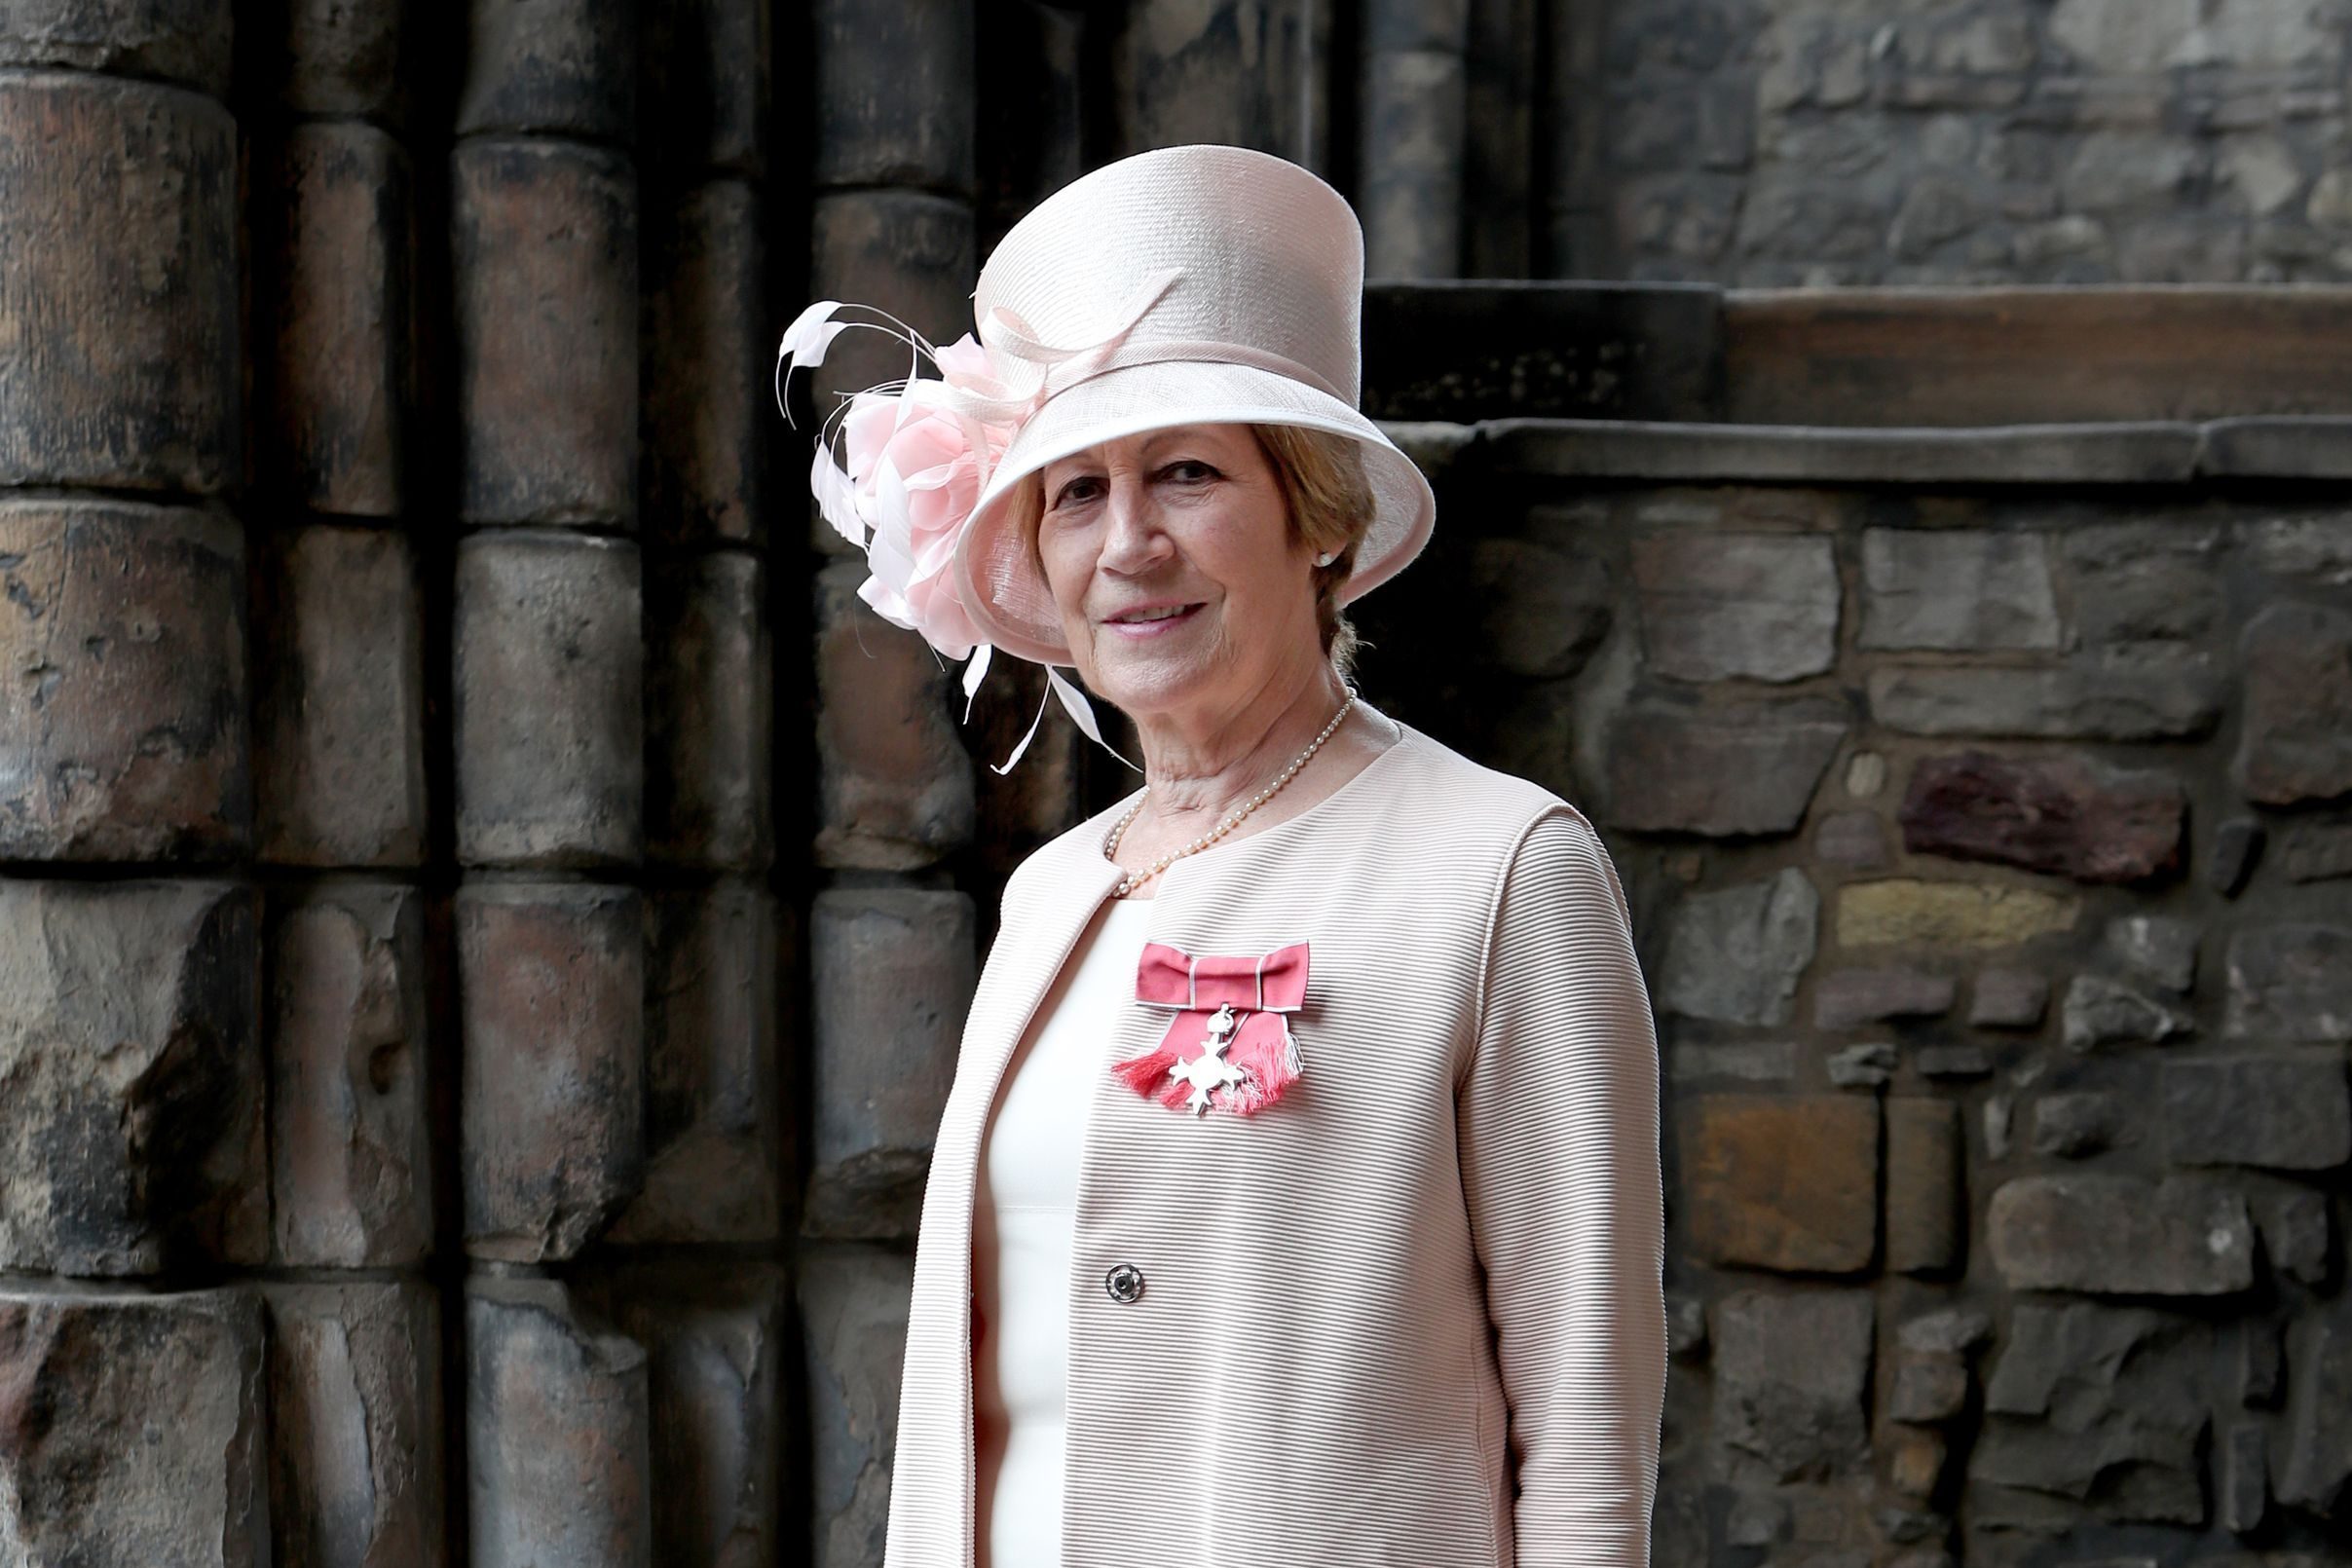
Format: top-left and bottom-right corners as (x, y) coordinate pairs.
(1130, 662), (1355, 830)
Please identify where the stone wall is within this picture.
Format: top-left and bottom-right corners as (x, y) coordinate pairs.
(1351, 416), (2352, 1567)
(1578, 0), (2352, 283)
(3, 2), (2350, 1567)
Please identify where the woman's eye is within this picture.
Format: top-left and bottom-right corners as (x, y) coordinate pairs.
(1162, 460), (1217, 483)
(1050, 476), (1103, 509)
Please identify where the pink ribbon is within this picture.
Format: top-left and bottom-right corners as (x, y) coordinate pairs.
(1113, 942), (1310, 1118)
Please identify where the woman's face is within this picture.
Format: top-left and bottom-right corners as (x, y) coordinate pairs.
(1034, 423), (1322, 725)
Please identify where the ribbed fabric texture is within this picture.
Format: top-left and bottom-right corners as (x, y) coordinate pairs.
(886, 721), (1668, 1568)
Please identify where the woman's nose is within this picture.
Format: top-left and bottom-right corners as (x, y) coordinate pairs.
(1097, 476), (1170, 575)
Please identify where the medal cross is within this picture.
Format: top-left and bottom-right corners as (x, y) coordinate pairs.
(1168, 1002), (1250, 1116)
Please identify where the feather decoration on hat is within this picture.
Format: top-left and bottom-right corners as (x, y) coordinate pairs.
(775, 301), (1130, 775)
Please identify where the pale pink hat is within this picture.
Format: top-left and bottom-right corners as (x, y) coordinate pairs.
(777, 144), (1435, 753)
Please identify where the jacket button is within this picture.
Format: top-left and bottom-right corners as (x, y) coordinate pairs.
(1103, 1263), (1144, 1304)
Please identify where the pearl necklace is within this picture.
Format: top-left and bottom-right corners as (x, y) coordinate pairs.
(1103, 695), (1356, 897)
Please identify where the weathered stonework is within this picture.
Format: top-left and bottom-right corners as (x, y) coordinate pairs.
(1987, 1174), (2255, 1295)
(1684, 1094), (1879, 1273)
(1896, 749), (2186, 884)
(0, 879), (263, 1275)
(1658, 867), (1819, 1025)
(813, 559), (976, 870)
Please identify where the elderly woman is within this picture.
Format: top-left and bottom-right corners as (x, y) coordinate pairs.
(782, 145), (1665, 1568)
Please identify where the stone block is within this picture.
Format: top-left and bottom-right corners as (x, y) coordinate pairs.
(2101, 914), (2199, 992)
(1974, 1300), (2213, 1525)
(1889, 1355), (1969, 1424)
(0, 72), (236, 491)
(1813, 967), (1955, 1029)
(2280, 1295), (2352, 1515)
(2222, 1420), (2269, 1533)
(455, 533), (643, 869)
(1667, 1040), (1797, 1084)
(799, 1245), (915, 1568)
(276, 0), (406, 122)
(1987, 1174), (2254, 1295)
(1868, 652), (2223, 741)
(264, 1281), (444, 1568)
(1111, 0), (1329, 166)
(269, 882), (432, 1268)
(1897, 750), (2186, 885)
(1826, 1040), (1896, 1088)
(0, 0), (232, 93)
(1968, 967), (2048, 1027)
(603, 1262), (784, 1563)
(1885, 1426), (1948, 1500)
(645, 180), (765, 548)
(2224, 922), (2352, 1040)
(0, 1286), (265, 1566)
(0, 500), (250, 861)
(1605, 705), (1848, 837)
(806, 190), (977, 459)
(1860, 530), (2060, 652)
(254, 524), (428, 869)
(647, 550), (771, 872)
(814, 558), (976, 870)
(1886, 1098), (1961, 1275)
(812, 0), (975, 192)
(459, 881), (645, 1262)
(1683, 1094), (1879, 1273)
(1814, 809), (1885, 867)
(1899, 1306), (1993, 1358)
(2233, 601), (2352, 805)
(2033, 1092), (2125, 1158)
(2280, 819), (2352, 882)
(1710, 1288), (1875, 1483)
(1360, 47), (1468, 280)
(2161, 1054), (2352, 1170)
(467, 1279), (652, 1568)
(1630, 531), (1838, 683)
(2061, 973), (2193, 1051)
(1837, 879), (2077, 950)
(807, 887), (976, 1239)
(266, 122), (409, 518)
(2209, 816), (2264, 896)
(1467, 537), (1611, 679)
(610, 883), (781, 1246)
(1658, 868), (1818, 1026)
(2058, 519), (2225, 648)
(457, 0), (634, 140)
(642, 0), (768, 177)
(0, 879), (262, 1274)
(2256, 1187), (2332, 1286)
(454, 139), (638, 527)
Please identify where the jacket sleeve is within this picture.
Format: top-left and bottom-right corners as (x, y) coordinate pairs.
(1457, 806), (1668, 1568)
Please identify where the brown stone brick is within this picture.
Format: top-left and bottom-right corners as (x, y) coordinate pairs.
(812, 0), (975, 193)
(645, 180), (765, 548)
(1605, 703), (1848, 837)
(457, 0), (635, 141)
(0, 1286), (266, 1566)
(467, 1278), (651, 1568)
(254, 524), (427, 869)
(454, 140), (637, 527)
(264, 1281), (445, 1568)
(1885, 1097), (1962, 1275)
(1898, 749), (2186, 884)
(2234, 600), (2352, 806)
(806, 886), (975, 1239)
(0, 0), (232, 97)
(647, 549), (772, 872)
(1987, 1174), (2255, 1295)
(459, 881), (645, 1262)
(600, 1260), (785, 1562)
(0, 72), (236, 491)
(1684, 1094), (1880, 1273)
(798, 1244), (915, 1558)
(0, 879), (264, 1275)
(610, 882), (781, 1246)
(814, 559), (976, 870)
(1886, 1425), (1949, 1500)
(276, 0), (406, 123)
(0, 500), (250, 862)
(266, 122), (410, 519)
(268, 882), (432, 1268)
(455, 532), (643, 869)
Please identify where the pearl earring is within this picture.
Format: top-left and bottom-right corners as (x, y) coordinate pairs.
(1314, 549), (1337, 567)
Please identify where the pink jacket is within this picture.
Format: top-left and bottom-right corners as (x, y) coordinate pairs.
(886, 722), (1668, 1567)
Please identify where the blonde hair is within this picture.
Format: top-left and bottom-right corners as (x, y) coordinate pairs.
(1005, 423), (1377, 681)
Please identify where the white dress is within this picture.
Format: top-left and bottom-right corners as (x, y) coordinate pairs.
(970, 896), (1157, 1568)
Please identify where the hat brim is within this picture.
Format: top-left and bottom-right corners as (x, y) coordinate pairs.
(951, 360), (1437, 667)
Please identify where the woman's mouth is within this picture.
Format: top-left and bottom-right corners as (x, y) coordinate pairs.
(1104, 602), (1204, 638)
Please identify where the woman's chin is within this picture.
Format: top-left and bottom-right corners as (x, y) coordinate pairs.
(1082, 645), (1216, 719)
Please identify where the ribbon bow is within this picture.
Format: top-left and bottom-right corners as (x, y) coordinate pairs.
(1113, 942), (1309, 1118)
